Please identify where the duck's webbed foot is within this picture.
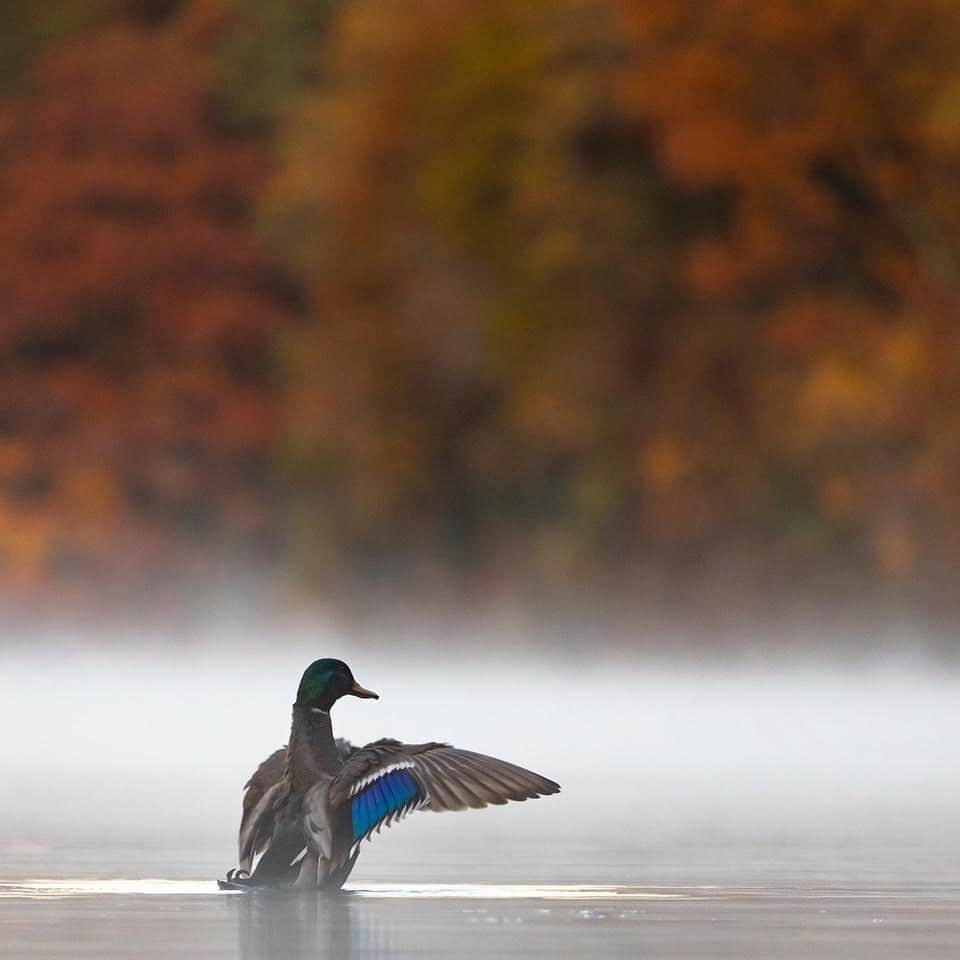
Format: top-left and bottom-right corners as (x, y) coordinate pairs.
(218, 868), (257, 891)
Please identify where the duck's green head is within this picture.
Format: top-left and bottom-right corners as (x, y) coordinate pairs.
(296, 658), (378, 712)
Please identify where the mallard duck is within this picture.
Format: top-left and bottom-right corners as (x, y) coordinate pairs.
(221, 658), (560, 891)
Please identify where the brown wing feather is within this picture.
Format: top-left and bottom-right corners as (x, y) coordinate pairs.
(242, 747), (286, 816)
(236, 747), (286, 871)
(329, 739), (560, 825)
(238, 780), (287, 873)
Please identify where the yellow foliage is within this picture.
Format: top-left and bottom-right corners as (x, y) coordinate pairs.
(799, 360), (895, 434)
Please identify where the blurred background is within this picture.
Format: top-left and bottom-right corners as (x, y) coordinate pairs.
(2, 1), (960, 908)
(2, 0), (960, 650)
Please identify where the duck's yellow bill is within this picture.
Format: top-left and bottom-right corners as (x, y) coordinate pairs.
(351, 681), (379, 699)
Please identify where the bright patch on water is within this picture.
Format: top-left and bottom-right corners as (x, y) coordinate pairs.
(0, 880), (692, 901)
(0, 879), (222, 898)
(349, 883), (691, 900)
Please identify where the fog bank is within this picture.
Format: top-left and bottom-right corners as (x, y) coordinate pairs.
(2, 637), (958, 882)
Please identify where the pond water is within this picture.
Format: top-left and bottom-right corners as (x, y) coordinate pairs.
(2, 840), (958, 959)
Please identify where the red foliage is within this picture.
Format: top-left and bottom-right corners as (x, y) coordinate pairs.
(0, 17), (290, 614)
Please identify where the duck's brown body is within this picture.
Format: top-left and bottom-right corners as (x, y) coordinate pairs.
(236, 706), (359, 889)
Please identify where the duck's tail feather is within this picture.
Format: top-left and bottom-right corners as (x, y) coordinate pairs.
(320, 847), (360, 891)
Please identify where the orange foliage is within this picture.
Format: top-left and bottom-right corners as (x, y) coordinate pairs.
(269, 0), (960, 618)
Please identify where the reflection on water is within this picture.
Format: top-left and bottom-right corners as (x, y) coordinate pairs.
(3, 877), (960, 959)
(236, 893), (357, 960)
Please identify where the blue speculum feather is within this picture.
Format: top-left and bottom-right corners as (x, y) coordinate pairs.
(370, 784), (384, 822)
(352, 769), (418, 840)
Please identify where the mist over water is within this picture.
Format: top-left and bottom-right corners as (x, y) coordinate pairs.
(3, 630), (958, 886)
(4, 630), (960, 959)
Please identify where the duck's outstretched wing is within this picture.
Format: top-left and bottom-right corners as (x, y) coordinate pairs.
(320, 738), (560, 847)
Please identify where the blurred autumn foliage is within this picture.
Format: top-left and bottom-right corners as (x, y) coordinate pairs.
(3, 0), (960, 629)
(0, 3), (287, 614)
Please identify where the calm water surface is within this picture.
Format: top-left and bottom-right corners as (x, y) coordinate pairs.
(1, 841), (958, 959)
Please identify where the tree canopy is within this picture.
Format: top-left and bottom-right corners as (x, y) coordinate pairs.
(3, 0), (960, 629)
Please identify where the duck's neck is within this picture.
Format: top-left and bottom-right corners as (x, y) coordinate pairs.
(285, 703), (342, 791)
